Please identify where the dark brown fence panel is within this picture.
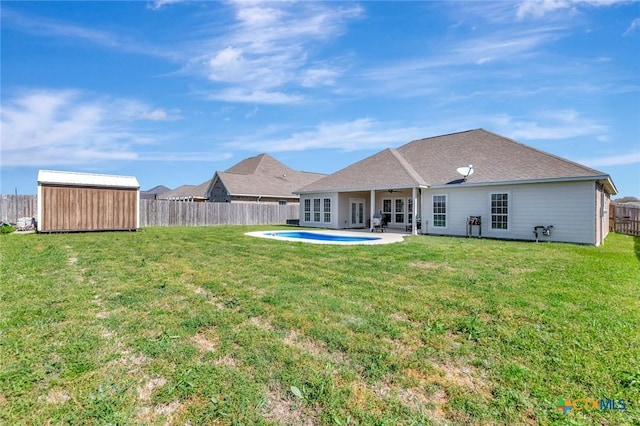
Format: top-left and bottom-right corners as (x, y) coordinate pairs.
(1, 196), (299, 228)
(610, 204), (640, 236)
(139, 199), (299, 227)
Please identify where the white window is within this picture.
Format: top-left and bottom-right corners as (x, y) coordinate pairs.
(313, 198), (321, 222)
(432, 195), (447, 227)
(323, 198), (331, 223)
(304, 199), (311, 222)
(395, 199), (405, 223)
(382, 199), (392, 224)
(490, 193), (509, 230)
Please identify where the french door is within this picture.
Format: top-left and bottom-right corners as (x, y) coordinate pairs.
(350, 198), (365, 227)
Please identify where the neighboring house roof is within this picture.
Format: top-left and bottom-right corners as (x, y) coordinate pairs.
(297, 129), (617, 194)
(141, 185), (171, 199)
(159, 180), (211, 200)
(38, 170), (139, 189)
(209, 153), (326, 199)
(143, 185), (171, 194)
(617, 201), (640, 207)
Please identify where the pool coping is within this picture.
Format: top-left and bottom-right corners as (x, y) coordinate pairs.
(245, 229), (406, 245)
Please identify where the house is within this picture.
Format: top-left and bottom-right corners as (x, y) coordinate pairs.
(158, 180), (211, 202)
(295, 129), (617, 245)
(140, 185), (171, 200)
(37, 170), (139, 232)
(206, 153), (326, 204)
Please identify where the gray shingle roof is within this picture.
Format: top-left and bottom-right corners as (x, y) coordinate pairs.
(297, 129), (616, 193)
(159, 180), (211, 200)
(212, 153), (326, 199)
(141, 185), (171, 199)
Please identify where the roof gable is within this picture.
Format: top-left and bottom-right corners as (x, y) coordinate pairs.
(297, 148), (426, 193)
(225, 153), (294, 176)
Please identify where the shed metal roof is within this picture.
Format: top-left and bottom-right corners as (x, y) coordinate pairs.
(38, 170), (140, 189)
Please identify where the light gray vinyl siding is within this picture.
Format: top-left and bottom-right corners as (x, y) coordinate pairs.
(422, 181), (596, 244)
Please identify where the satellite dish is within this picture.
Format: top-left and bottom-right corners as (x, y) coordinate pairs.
(456, 165), (474, 181)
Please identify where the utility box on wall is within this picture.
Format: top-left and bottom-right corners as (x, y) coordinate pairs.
(37, 170), (140, 233)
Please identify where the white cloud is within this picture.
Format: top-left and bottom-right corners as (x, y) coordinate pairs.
(189, 2), (363, 103)
(2, 7), (177, 60)
(301, 67), (340, 88)
(147, 0), (188, 11)
(113, 99), (182, 122)
(517, 0), (574, 20)
(624, 17), (640, 35)
(579, 151), (640, 167)
(225, 118), (430, 152)
(0, 89), (180, 167)
(207, 88), (303, 104)
(517, 0), (633, 20)
(139, 151), (235, 162)
(361, 27), (562, 98)
(489, 109), (608, 140)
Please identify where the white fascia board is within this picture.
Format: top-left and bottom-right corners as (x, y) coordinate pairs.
(296, 184), (429, 195)
(427, 176), (612, 190)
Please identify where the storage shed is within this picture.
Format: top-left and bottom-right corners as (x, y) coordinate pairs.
(37, 170), (140, 232)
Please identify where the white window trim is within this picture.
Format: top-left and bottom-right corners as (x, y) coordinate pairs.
(303, 196), (332, 224)
(303, 198), (311, 222)
(393, 198), (406, 225)
(382, 198), (392, 224)
(323, 197), (331, 223)
(313, 198), (321, 222)
(489, 191), (511, 232)
(432, 194), (448, 229)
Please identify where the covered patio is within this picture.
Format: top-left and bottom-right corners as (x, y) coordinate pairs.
(337, 187), (423, 235)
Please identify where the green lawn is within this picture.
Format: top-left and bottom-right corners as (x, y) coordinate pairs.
(1, 227), (638, 425)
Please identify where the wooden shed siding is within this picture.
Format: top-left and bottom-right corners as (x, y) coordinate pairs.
(40, 185), (138, 232)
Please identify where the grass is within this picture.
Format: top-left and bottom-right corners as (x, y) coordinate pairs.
(0, 226), (638, 425)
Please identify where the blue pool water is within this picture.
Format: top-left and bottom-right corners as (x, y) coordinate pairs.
(270, 231), (381, 242)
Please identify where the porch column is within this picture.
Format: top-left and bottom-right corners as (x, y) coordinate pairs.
(370, 190), (376, 231)
(412, 187), (418, 235)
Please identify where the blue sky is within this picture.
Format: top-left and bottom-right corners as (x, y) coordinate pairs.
(1, 0), (639, 197)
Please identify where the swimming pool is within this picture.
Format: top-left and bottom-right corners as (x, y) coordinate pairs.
(246, 230), (405, 245)
(271, 231), (380, 242)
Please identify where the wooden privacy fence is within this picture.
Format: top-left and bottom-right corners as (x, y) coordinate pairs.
(610, 203), (640, 236)
(139, 199), (299, 227)
(0, 195), (37, 223)
(0, 195), (299, 227)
